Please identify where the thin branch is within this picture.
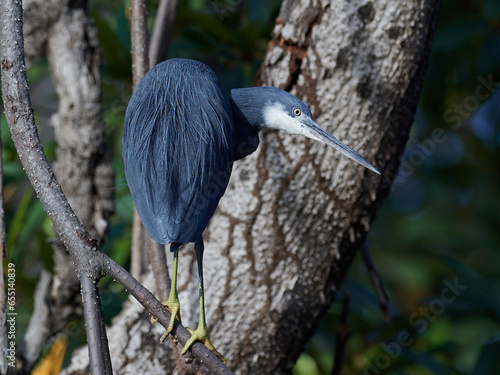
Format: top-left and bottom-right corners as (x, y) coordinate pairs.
(331, 284), (350, 375)
(81, 274), (113, 375)
(1, 2), (233, 372)
(17, 270), (51, 370)
(0, 1), (110, 373)
(148, 239), (170, 302)
(101, 253), (234, 375)
(17, 3), (114, 369)
(129, 2), (189, 370)
(130, 0), (150, 88)
(131, 210), (148, 279)
(149, 0), (178, 67)
(0, 4), (233, 373)
(0, 1), (96, 277)
(129, 0), (152, 284)
(130, 0), (171, 318)
(360, 242), (393, 323)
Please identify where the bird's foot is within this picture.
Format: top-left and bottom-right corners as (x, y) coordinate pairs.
(181, 326), (226, 364)
(155, 298), (181, 343)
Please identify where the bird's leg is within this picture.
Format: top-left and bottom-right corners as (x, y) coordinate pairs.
(158, 243), (182, 342)
(181, 239), (226, 364)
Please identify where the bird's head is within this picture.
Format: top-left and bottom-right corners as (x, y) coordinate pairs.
(231, 86), (380, 174)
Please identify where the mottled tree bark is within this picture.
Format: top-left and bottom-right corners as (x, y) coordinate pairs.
(48, 8), (113, 244)
(62, 0), (441, 374)
(178, 0), (441, 373)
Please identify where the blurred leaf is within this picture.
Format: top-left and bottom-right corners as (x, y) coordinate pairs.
(7, 188), (33, 259)
(401, 350), (450, 375)
(32, 336), (67, 375)
(292, 353), (320, 375)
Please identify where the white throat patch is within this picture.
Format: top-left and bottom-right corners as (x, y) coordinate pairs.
(263, 102), (315, 139)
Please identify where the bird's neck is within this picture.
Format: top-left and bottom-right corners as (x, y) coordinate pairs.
(230, 88), (267, 129)
(230, 88), (263, 160)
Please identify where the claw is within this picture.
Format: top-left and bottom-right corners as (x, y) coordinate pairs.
(159, 299), (182, 343)
(163, 299), (181, 333)
(181, 326), (226, 364)
(159, 329), (169, 344)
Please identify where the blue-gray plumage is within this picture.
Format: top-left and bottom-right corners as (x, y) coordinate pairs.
(122, 58), (379, 362)
(123, 59), (234, 245)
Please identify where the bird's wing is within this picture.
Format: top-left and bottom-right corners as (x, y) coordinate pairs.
(122, 59), (234, 244)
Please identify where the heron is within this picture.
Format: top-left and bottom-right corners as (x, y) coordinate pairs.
(122, 58), (379, 363)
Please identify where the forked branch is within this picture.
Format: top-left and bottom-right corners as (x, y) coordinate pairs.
(0, 0), (233, 373)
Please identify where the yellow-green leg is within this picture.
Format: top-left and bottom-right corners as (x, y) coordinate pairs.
(181, 239), (226, 364)
(159, 243), (182, 342)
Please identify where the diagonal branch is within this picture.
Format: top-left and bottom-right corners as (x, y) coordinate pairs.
(17, 2), (115, 369)
(0, 2), (233, 372)
(331, 284), (351, 375)
(0, 2), (110, 374)
(0, 0), (98, 281)
(360, 242), (392, 323)
(101, 253), (234, 375)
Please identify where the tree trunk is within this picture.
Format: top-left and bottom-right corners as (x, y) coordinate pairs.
(62, 0), (441, 373)
(185, 0), (441, 373)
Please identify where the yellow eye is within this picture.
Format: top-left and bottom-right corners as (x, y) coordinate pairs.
(293, 108), (301, 116)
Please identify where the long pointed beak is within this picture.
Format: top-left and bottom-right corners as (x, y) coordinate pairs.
(301, 118), (380, 175)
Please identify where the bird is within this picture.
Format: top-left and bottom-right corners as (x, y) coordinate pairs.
(122, 58), (380, 364)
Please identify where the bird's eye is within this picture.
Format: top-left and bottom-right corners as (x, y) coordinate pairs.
(293, 108), (301, 116)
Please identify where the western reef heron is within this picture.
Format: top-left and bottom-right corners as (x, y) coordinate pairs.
(122, 58), (379, 363)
